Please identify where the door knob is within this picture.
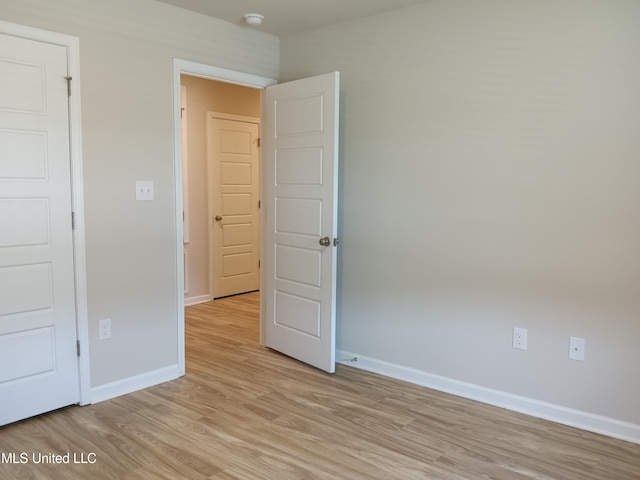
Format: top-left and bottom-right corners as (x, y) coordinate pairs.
(214, 215), (223, 222)
(319, 236), (331, 247)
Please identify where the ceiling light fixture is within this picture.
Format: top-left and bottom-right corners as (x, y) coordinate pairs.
(243, 13), (264, 26)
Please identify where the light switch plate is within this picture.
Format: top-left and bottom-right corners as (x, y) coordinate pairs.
(136, 181), (154, 201)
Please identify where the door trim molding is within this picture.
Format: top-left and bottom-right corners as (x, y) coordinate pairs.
(172, 59), (276, 376)
(0, 21), (90, 405)
(209, 112), (261, 124)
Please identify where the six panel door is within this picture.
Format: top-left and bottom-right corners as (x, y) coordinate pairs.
(0, 33), (79, 425)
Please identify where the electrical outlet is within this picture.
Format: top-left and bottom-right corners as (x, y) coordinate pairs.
(513, 327), (527, 350)
(99, 318), (111, 340)
(569, 336), (585, 361)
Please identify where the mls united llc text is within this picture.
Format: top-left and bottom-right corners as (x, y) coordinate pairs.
(1, 452), (97, 464)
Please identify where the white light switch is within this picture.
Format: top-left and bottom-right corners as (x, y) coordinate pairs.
(136, 181), (154, 201)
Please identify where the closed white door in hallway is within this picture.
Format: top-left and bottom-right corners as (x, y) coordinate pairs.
(208, 114), (260, 299)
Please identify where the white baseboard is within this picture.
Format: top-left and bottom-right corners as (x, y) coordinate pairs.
(90, 365), (181, 404)
(337, 350), (640, 445)
(184, 294), (212, 306)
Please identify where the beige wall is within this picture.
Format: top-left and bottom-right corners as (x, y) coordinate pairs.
(0, 0), (278, 389)
(281, 0), (640, 426)
(180, 76), (260, 300)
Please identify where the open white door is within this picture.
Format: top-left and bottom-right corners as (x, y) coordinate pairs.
(0, 33), (80, 424)
(264, 72), (339, 373)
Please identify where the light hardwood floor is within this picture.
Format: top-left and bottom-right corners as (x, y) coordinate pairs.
(1, 292), (638, 479)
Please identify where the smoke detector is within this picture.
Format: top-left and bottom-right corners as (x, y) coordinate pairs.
(243, 13), (264, 26)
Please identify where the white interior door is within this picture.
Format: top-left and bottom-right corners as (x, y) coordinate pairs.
(208, 114), (260, 299)
(264, 72), (339, 373)
(0, 34), (79, 424)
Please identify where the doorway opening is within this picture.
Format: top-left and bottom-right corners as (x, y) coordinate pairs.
(181, 75), (261, 304)
(174, 60), (340, 376)
(172, 59), (277, 377)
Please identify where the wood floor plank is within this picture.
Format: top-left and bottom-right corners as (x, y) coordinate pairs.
(1, 291), (639, 479)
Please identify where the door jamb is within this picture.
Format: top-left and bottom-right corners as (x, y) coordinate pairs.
(172, 59), (276, 375)
(0, 20), (90, 405)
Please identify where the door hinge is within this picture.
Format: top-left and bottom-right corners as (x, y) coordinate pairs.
(71, 211), (75, 230)
(76, 340), (81, 357)
(64, 76), (72, 97)
(258, 200), (260, 209)
(256, 138), (260, 148)
(180, 107), (185, 119)
(259, 260), (261, 268)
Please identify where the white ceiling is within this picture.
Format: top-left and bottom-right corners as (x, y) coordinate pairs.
(155, 0), (429, 37)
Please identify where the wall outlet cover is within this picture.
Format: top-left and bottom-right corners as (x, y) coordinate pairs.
(513, 327), (527, 350)
(569, 336), (585, 361)
(99, 318), (112, 340)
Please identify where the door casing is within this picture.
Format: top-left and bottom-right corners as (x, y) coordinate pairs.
(172, 59), (276, 376)
(0, 20), (90, 405)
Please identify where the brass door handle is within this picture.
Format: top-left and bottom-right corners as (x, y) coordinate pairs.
(214, 215), (223, 222)
(319, 236), (331, 247)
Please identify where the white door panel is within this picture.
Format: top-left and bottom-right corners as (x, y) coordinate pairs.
(264, 72), (339, 373)
(0, 33), (79, 425)
(208, 115), (260, 299)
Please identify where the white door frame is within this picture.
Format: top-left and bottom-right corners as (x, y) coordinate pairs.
(0, 20), (90, 405)
(172, 59), (276, 375)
